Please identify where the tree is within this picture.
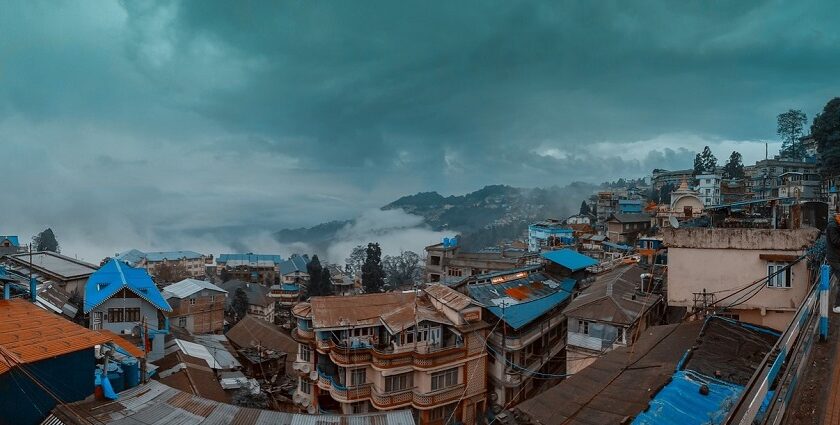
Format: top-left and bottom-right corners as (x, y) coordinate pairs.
(699, 146), (717, 174)
(320, 267), (334, 296)
(32, 228), (60, 252)
(722, 151), (745, 179)
(693, 153), (704, 176)
(306, 255), (323, 297)
(778, 109), (808, 159)
(658, 183), (675, 205)
(361, 243), (385, 293)
(231, 287), (249, 323)
(344, 245), (366, 278)
(813, 98), (840, 179)
(154, 262), (191, 283)
(579, 201), (591, 216)
(383, 250), (422, 290)
(219, 268), (230, 283)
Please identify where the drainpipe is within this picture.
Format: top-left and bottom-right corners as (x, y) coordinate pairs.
(3, 283), (9, 300)
(30, 277), (37, 303)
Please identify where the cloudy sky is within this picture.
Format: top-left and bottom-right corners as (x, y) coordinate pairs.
(2, 1), (839, 262)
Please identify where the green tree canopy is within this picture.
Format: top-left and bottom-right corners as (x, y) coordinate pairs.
(579, 200), (591, 215)
(306, 255), (323, 297)
(722, 151), (745, 179)
(813, 98), (840, 179)
(32, 228), (60, 252)
(231, 287), (249, 323)
(362, 242), (385, 293)
(778, 109), (807, 159)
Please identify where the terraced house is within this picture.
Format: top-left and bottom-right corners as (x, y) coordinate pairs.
(291, 286), (489, 424)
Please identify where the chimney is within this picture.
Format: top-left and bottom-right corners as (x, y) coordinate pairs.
(30, 277), (37, 303)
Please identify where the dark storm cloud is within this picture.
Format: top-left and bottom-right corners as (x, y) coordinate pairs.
(1, 0), (838, 259)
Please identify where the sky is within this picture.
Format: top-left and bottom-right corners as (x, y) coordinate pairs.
(2, 1), (839, 262)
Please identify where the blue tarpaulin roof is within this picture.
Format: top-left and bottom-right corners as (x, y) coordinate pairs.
(602, 241), (634, 251)
(541, 249), (598, 271)
(470, 275), (576, 330)
(631, 370), (743, 425)
(84, 259), (172, 313)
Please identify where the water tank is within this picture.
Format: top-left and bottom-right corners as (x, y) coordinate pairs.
(122, 358), (140, 389)
(106, 362), (125, 393)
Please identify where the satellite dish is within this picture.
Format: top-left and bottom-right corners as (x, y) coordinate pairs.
(669, 215), (680, 229)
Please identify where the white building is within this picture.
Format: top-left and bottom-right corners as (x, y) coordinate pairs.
(695, 173), (721, 206)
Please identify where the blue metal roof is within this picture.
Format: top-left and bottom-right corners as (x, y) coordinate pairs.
(468, 274), (576, 330)
(217, 253), (284, 264)
(280, 283), (300, 291)
(143, 250), (204, 261)
(0, 235), (20, 246)
(602, 241), (633, 251)
(631, 370), (743, 425)
(279, 254), (310, 275)
(115, 249), (146, 265)
(541, 249), (598, 271)
(84, 259), (172, 313)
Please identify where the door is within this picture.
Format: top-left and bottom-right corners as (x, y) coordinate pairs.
(92, 311), (103, 330)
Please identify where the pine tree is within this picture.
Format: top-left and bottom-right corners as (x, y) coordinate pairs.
(32, 228), (60, 252)
(362, 243), (385, 293)
(722, 151), (744, 179)
(699, 146), (717, 174)
(777, 109), (807, 159)
(320, 268), (334, 296)
(693, 153), (704, 176)
(813, 98), (840, 179)
(231, 287), (249, 323)
(579, 200), (591, 215)
(306, 255), (323, 297)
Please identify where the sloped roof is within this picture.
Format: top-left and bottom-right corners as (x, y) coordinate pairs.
(541, 249), (598, 271)
(83, 259), (172, 313)
(0, 298), (112, 374)
(220, 280), (272, 307)
(563, 265), (660, 325)
(49, 380), (417, 425)
(144, 251), (204, 261)
(279, 254), (310, 275)
(115, 249), (146, 266)
(217, 253), (284, 265)
(468, 272), (576, 330)
(226, 315), (298, 356)
(5, 251), (98, 280)
(424, 284), (476, 311)
(380, 300), (453, 334)
(608, 213), (652, 223)
(163, 278), (227, 299)
(310, 292), (415, 329)
(0, 235), (20, 246)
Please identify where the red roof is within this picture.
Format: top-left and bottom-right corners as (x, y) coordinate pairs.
(0, 299), (112, 374)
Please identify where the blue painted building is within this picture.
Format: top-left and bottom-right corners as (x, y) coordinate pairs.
(528, 219), (575, 252)
(618, 199), (643, 214)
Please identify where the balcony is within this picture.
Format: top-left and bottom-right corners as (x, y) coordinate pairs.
(292, 360), (312, 375)
(324, 339), (468, 370)
(412, 384), (466, 408)
(567, 331), (620, 352)
(293, 327), (314, 342)
(316, 367), (371, 403)
(370, 388), (414, 410)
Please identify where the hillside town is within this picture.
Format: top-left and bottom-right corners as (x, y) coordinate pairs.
(2, 98), (840, 425)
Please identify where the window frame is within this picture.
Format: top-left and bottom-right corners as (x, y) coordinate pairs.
(767, 262), (792, 288)
(431, 367), (458, 391)
(384, 372), (412, 393)
(350, 368), (366, 387)
(300, 344), (312, 362)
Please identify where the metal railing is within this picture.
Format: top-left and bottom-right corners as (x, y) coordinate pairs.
(724, 264), (830, 425)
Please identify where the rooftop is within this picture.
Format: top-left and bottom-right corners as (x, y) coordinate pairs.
(0, 298), (112, 374)
(3, 251), (98, 280)
(217, 253), (284, 265)
(607, 213), (652, 223)
(279, 254), (310, 275)
(309, 291), (416, 329)
(219, 280), (272, 307)
(468, 271), (576, 330)
(563, 264), (661, 325)
(0, 235), (20, 246)
(83, 259), (172, 313)
(541, 249), (598, 272)
(226, 315), (298, 358)
(662, 226), (820, 250)
(425, 283), (478, 311)
(162, 278), (227, 299)
(48, 380), (416, 425)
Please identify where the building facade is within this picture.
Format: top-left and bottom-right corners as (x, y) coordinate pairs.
(217, 253), (284, 284)
(747, 158), (818, 199)
(695, 173), (721, 206)
(115, 250), (211, 279)
(527, 219), (574, 252)
(0, 251), (98, 295)
(162, 278), (227, 334)
(220, 279), (276, 323)
(605, 214), (652, 244)
(291, 289), (488, 424)
(425, 243), (540, 284)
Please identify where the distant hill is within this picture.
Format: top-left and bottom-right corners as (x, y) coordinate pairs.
(274, 182), (599, 251)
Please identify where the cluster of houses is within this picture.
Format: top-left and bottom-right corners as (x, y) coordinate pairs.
(0, 155), (834, 425)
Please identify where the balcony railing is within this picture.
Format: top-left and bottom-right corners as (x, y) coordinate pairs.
(370, 388), (414, 409)
(294, 327), (314, 341)
(567, 331), (620, 352)
(325, 339), (468, 369)
(412, 384), (466, 408)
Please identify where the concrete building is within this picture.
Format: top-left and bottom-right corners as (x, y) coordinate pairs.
(655, 178), (705, 228)
(217, 253), (284, 284)
(0, 251), (98, 295)
(720, 178), (750, 204)
(0, 235), (23, 255)
(83, 259), (173, 361)
(327, 264), (357, 296)
(618, 199), (643, 214)
(595, 191), (625, 229)
(565, 213), (593, 226)
(279, 254), (311, 285)
(465, 266), (575, 408)
(778, 171), (822, 201)
(748, 158), (818, 199)
(116, 249), (211, 279)
(527, 219), (574, 252)
(424, 242), (540, 284)
(162, 278), (227, 334)
(291, 288), (489, 423)
(220, 279), (276, 323)
(695, 173), (721, 206)
(663, 226), (820, 330)
(651, 168), (694, 192)
(564, 264), (662, 374)
(605, 213), (652, 244)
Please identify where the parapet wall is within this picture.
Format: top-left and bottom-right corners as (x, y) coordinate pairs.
(662, 227), (820, 250)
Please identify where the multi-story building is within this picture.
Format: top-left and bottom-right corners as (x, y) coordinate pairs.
(116, 249), (211, 279)
(327, 264), (356, 296)
(564, 264), (662, 374)
(605, 213), (652, 244)
(217, 253), (284, 284)
(464, 266), (575, 408)
(424, 242), (540, 284)
(595, 191), (624, 229)
(747, 158), (818, 199)
(654, 178), (704, 228)
(0, 251), (98, 295)
(527, 219), (574, 252)
(162, 278), (227, 334)
(0, 235), (23, 255)
(651, 168), (694, 192)
(291, 287), (489, 424)
(695, 173), (721, 206)
(220, 279), (276, 323)
(720, 178), (749, 204)
(83, 258), (173, 361)
(778, 171), (822, 201)
(618, 199), (643, 214)
(280, 254), (311, 285)
(664, 226), (820, 330)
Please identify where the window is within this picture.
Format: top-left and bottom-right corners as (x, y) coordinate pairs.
(210, 295), (215, 303)
(431, 368), (458, 391)
(767, 262), (792, 288)
(431, 256), (441, 266)
(578, 320), (590, 335)
(178, 317), (187, 328)
(189, 298), (196, 306)
(300, 379), (311, 394)
(429, 403), (457, 422)
(351, 368), (366, 386)
(385, 372), (412, 393)
(107, 308), (123, 323)
(447, 268), (463, 277)
(300, 344), (311, 362)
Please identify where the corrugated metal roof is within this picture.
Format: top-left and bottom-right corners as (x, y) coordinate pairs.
(0, 235), (20, 246)
(175, 339), (223, 369)
(83, 259), (172, 313)
(424, 284), (476, 310)
(49, 381), (416, 425)
(220, 280), (272, 307)
(0, 298), (112, 374)
(468, 272), (576, 330)
(563, 264), (661, 325)
(143, 251), (205, 261)
(226, 315), (298, 357)
(217, 253), (284, 265)
(540, 249), (598, 271)
(279, 254), (310, 276)
(309, 292), (415, 329)
(163, 278), (227, 299)
(5, 251), (98, 279)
